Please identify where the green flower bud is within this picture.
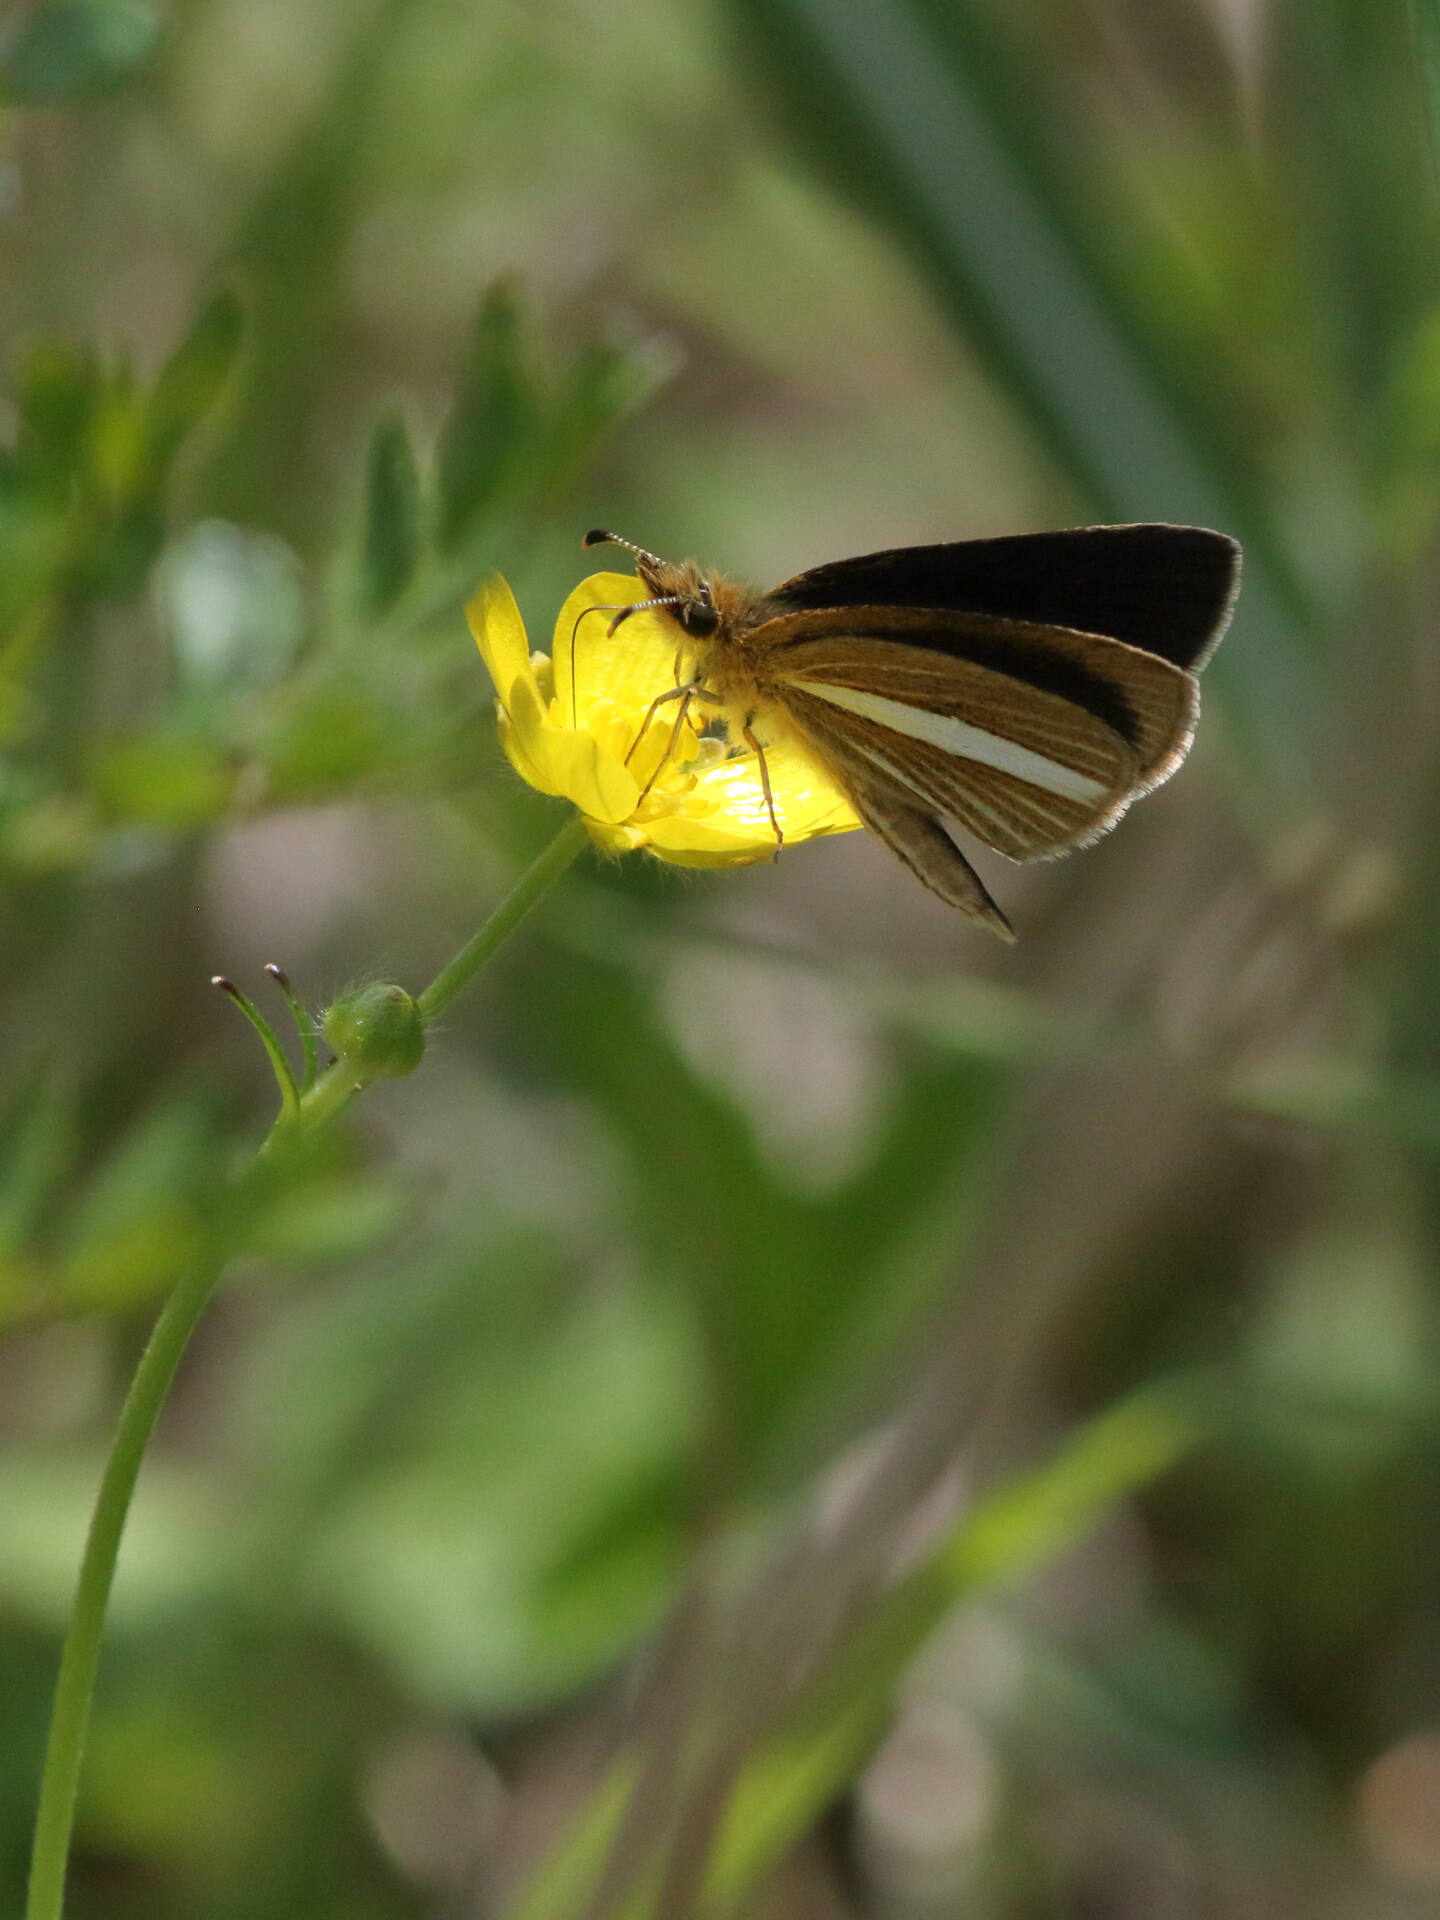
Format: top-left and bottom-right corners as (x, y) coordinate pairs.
(321, 983), (425, 1079)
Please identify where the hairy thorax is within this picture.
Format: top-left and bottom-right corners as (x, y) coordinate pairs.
(634, 556), (780, 727)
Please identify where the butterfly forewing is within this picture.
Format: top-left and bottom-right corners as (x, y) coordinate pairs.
(766, 524), (1241, 673)
(759, 609), (1199, 861)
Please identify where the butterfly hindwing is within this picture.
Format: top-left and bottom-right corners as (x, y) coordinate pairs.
(766, 524), (1241, 673)
(846, 783), (1016, 939)
(757, 607), (1199, 861)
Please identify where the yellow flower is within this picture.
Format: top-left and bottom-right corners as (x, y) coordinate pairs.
(467, 570), (861, 868)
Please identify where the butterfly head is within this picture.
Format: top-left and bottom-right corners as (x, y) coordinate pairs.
(583, 529), (724, 637)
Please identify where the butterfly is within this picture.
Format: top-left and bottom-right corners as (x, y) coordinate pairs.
(581, 524), (1242, 940)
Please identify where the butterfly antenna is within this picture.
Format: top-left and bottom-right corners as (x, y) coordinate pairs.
(575, 536), (687, 722)
(571, 599), (686, 722)
(583, 529), (668, 573)
(568, 603), (628, 725)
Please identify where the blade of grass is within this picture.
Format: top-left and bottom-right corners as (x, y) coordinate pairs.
(696, 1377), (1210, 1914)
(728, 0), (1324, 801)
(514, 1378), (1209, 1920)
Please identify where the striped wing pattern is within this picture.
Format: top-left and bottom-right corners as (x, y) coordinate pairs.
(757, 609), (1200, 870)
(846, 782), (1017, 942)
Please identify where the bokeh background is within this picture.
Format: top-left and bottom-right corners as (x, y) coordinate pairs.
(5, 0), (1440, 1914)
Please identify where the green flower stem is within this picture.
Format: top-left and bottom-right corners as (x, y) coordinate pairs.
(291, 1055), (364, 1140)
(25, 812), (589, 1920)
(24, 1250), (227, 1920)
(417, 812), (590, 1020)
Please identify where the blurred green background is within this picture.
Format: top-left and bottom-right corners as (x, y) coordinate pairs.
(5, 0), (1440, 1914)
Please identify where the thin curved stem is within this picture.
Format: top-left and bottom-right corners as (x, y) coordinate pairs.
(418, 812), (589, 1020)
(25, 1250), (227, 1920)
(25, 811), (589, 1920)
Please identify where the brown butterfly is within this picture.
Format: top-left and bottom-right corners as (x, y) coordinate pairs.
(581, 524), (1241, 940)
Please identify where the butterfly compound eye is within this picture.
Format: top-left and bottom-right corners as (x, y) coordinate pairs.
(683, 595), (720, 635)
(674, 577), (717, 635)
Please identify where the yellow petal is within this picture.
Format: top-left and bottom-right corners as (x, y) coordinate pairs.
(760, 729), (863, 833)
(581, 816), (650, 857)
(467, 575), (536, 714)
(552, 572), (686, 726)
(640, 811), (789, 867)
(496, 701), (563, 799)
(639, 761), (856, 870)
(502, 674), (641, 823)
(691, 735), (862, 840)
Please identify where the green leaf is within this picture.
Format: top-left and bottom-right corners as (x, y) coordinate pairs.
(355, 409), (422, 617)
(261, 680), (390, 797)
(241, 1235), (697, 1712)
(1417, 0), (1440, 187)
(1277, 5), (1440, 443)
(537, 325), (676, 491)
(145, 291), (246, 474)
(0, 0), (160, 104)
(433, 282), (537, 552)
(0, 1076), (76, 1320)
(13, 340), (104, 492)
(698, 1382), (1210, 1913)
(0, 1449), (221, 1628)
(237, 1168), (415, 1266)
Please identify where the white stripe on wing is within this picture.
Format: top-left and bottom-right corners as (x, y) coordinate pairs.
(800, 682), (1110, 804)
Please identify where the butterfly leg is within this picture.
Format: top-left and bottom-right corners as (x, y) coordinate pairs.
(635, 691), (694, 806)
(740, 719), (784, 861)
(628, 686), (725, 806)
(625, 684), (724, 763)
(625, 684), (701, 767)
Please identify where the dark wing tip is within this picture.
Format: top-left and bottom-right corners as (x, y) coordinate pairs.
(768, 523), (1244, 674)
